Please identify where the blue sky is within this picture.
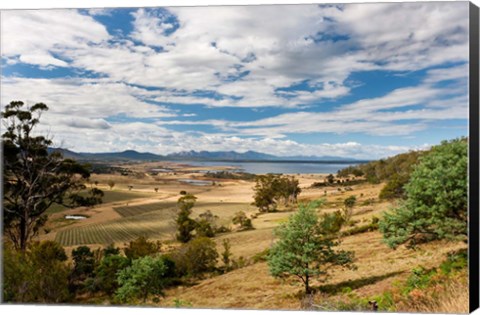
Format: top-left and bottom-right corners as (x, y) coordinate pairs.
(0, 2), (470, 158)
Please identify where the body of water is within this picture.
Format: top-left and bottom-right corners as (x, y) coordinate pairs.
(65, 215), (87, 220)
(178, 160), (362, 175)
(178, 179), (214, 186)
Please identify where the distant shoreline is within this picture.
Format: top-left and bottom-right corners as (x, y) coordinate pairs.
(173, 160), (366, 175)
(166, 159), (370, 164)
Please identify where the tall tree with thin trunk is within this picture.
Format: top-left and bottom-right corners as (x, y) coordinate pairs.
(2, 101), (103, 251)
(175, 193), (198, 243)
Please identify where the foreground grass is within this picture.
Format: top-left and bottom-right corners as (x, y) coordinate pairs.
(152, 228), (466, 311)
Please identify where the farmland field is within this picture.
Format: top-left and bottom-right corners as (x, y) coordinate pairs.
(113, 201), (178, 217)
(54, 201), (256, 246)
(55, 209), (174, 246)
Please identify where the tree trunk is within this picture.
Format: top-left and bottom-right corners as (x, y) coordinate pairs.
(20, 216), (27, 252)
(305, 274), (310, 294)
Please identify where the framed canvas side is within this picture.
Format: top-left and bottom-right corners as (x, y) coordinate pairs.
(470, 1), (480, 313)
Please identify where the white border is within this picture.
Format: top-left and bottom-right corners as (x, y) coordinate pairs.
(0, 0), (477, 9)
(1, 1), (479, 315)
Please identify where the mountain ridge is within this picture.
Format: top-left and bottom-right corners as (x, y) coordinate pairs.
(48, 148), (362, 162)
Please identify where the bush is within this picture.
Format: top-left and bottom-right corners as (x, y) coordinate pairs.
(252, 248), (270, 263)
(232, 211), (254, 230)
(214, 225), (232, 234)
(231, 256), (249, 269)
(439, 250), (467, 275)
(103, 243), (121, 257)
(379, 173), (409, 200)
(90, 254), (130, 295)
(70, 246), (96, 292)
(115, 255), (168, 303)
(195, 210), (219, 238)
(171, 237), (219, 277)
(3, 241), (71, 303)
(123, 236), (161, 260)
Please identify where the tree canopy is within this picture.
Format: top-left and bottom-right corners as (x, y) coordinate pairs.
(175, 194), (198, 243)
(268, 200), (355, 294)
(2, 101), (103, 251)
(253, 174), (301, 212)
(115, 255), (168, 303)
(379, 139), (468, 249)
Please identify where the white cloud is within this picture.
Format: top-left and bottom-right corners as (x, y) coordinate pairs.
(31, 118), (427, 159)
(1, 77), (176, 119)
(2, 3), (469, 109)
(0, 4), (469, 158)
(1, 10), (110, 67)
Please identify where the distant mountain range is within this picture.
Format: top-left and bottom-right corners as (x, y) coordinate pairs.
(48, 148), (363, 163)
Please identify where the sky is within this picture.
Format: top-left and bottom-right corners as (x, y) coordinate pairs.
(0, 2), (470, 159)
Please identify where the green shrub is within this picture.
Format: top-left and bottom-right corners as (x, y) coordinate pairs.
(115, 255), (168, 303)
(3, 241), (71, 303)
(123, 236), (161, 260)
(439, 249), (467, 275)
(232, 211), (254, 230)
(252, 248), (270, 263)
(90, 254), (130, 295)
(171, 237), (219, 277)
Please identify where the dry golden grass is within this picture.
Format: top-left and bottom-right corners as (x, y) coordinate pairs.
(395, 273), (469, 314)
(154, 229), (466, 310)
(38, 164), (469, 312)
(157, 262), (301, 310)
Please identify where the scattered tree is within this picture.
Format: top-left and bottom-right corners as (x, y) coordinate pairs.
(221, 239), (232, 269)
(232, 211), (254, 230)
(2, 101), (103, 251)
(175, 194), (198, 243)
(343, 195), (357, 221)
(253, 174), (301, 212)
(268, 200), (355, 294)
(326, 174), (335, 184)
(154, 187), (159, 193)
(380, 139), (468, 249)
(195, 210), (219, 238)
(253, 174), (277, 212)
(107, 180), (115, 190)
